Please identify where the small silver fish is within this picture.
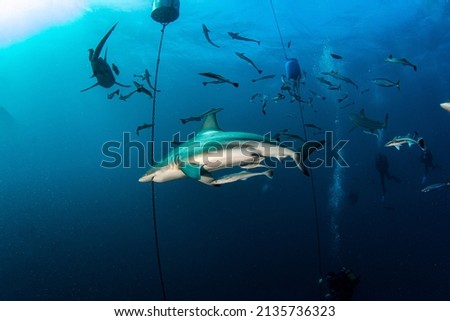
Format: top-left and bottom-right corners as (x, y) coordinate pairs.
(372, 78), (400, 90)
(136, 123), (153, 136)
(421, 182), (450, 193)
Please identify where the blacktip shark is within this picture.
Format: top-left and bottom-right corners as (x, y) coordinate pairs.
(384, 54), (417, 71)
(139, 109), (323, 184)
(81, 22), (130, 92)
(349, 108), (388, 137)
(385, 132), (425, 151)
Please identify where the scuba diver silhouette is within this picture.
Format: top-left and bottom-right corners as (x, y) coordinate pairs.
(420, 149), (436, 183)
(320, 267), (360, 300)
(375, 153), (401, 200)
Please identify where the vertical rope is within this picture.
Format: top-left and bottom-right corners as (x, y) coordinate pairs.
(269, 0), (323, 299)
(150, 23), (168, 301)
(297, 103), (323, 299)
(269, 0), (288, 60)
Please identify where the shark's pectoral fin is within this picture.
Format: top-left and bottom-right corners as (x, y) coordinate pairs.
(80, 83), (99, 92)
(115, 82), (131, 88)
(199, 170), (215, 185)
(180, 162), (202, 180)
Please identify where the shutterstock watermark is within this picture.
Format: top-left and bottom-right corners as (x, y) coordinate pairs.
(100, 131), (349, 169)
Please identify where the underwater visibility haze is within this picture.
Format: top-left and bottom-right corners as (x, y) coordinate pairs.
(1, 0), (450, 300)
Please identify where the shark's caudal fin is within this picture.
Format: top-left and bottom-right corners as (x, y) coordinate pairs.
(384, 113), (389, 128)
(93, 22), (118, 60)
(293, 140), (325, 176)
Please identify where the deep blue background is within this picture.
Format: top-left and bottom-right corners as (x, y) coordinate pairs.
(0, 0), (450, 300)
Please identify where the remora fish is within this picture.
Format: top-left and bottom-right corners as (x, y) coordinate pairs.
(340, 101), (355, 109)
(421, 182), (450, 193)
(327, 85), (341, 91)
(349, 108), (388, 137)
(385, 54), (417, 71)
(107, 89), (120, 99)
(134, 69), (160, 92)
(210, 170), (273, 186)
(81, 23), (130, 92)
(385, 132), (426, 151)
(119, 90), (136, 101)
(372, 78), (400, 90)
(235, 52), (262, 74)
(139, 109), (323, 184)
(228, 32), (260, 45)
(322, 70), (359, 90)
(249, 92), (262, 102)
(133, 81), (153, 98)
(309, 90), (326, 100)
(316, 77), (335, 87)
(136, 123), (153, 136)
(202, 24), (220, 48)
(202, 80), (226, 86)
(198, 72), (239, 88)
(274, 129), (305, 142)
(180, 107), (224, 125)
(305, 123), (322, 131)
(252, 74), (276, 82)
(338, 93), (348, 103)
(272, 93), (285, 103)
(330, 53), (343, 60)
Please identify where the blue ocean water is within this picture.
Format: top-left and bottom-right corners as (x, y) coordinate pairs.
(1, 0), (450, 300)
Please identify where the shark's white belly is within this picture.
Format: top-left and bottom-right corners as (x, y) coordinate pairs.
(192, 142), (295, 171)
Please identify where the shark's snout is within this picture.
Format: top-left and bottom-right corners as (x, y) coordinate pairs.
(138, 174), (153, 183)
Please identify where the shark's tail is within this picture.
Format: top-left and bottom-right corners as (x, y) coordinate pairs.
(293, 140), (325, 176)
(384, 113), (389, 129)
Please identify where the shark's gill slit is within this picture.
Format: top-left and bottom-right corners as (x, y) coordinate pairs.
(270, 0), (324, 299)
(148, 0), (180, 301)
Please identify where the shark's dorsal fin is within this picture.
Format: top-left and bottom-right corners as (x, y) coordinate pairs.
(199, 109), (223, 132)
(359, 108), (365, 116)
